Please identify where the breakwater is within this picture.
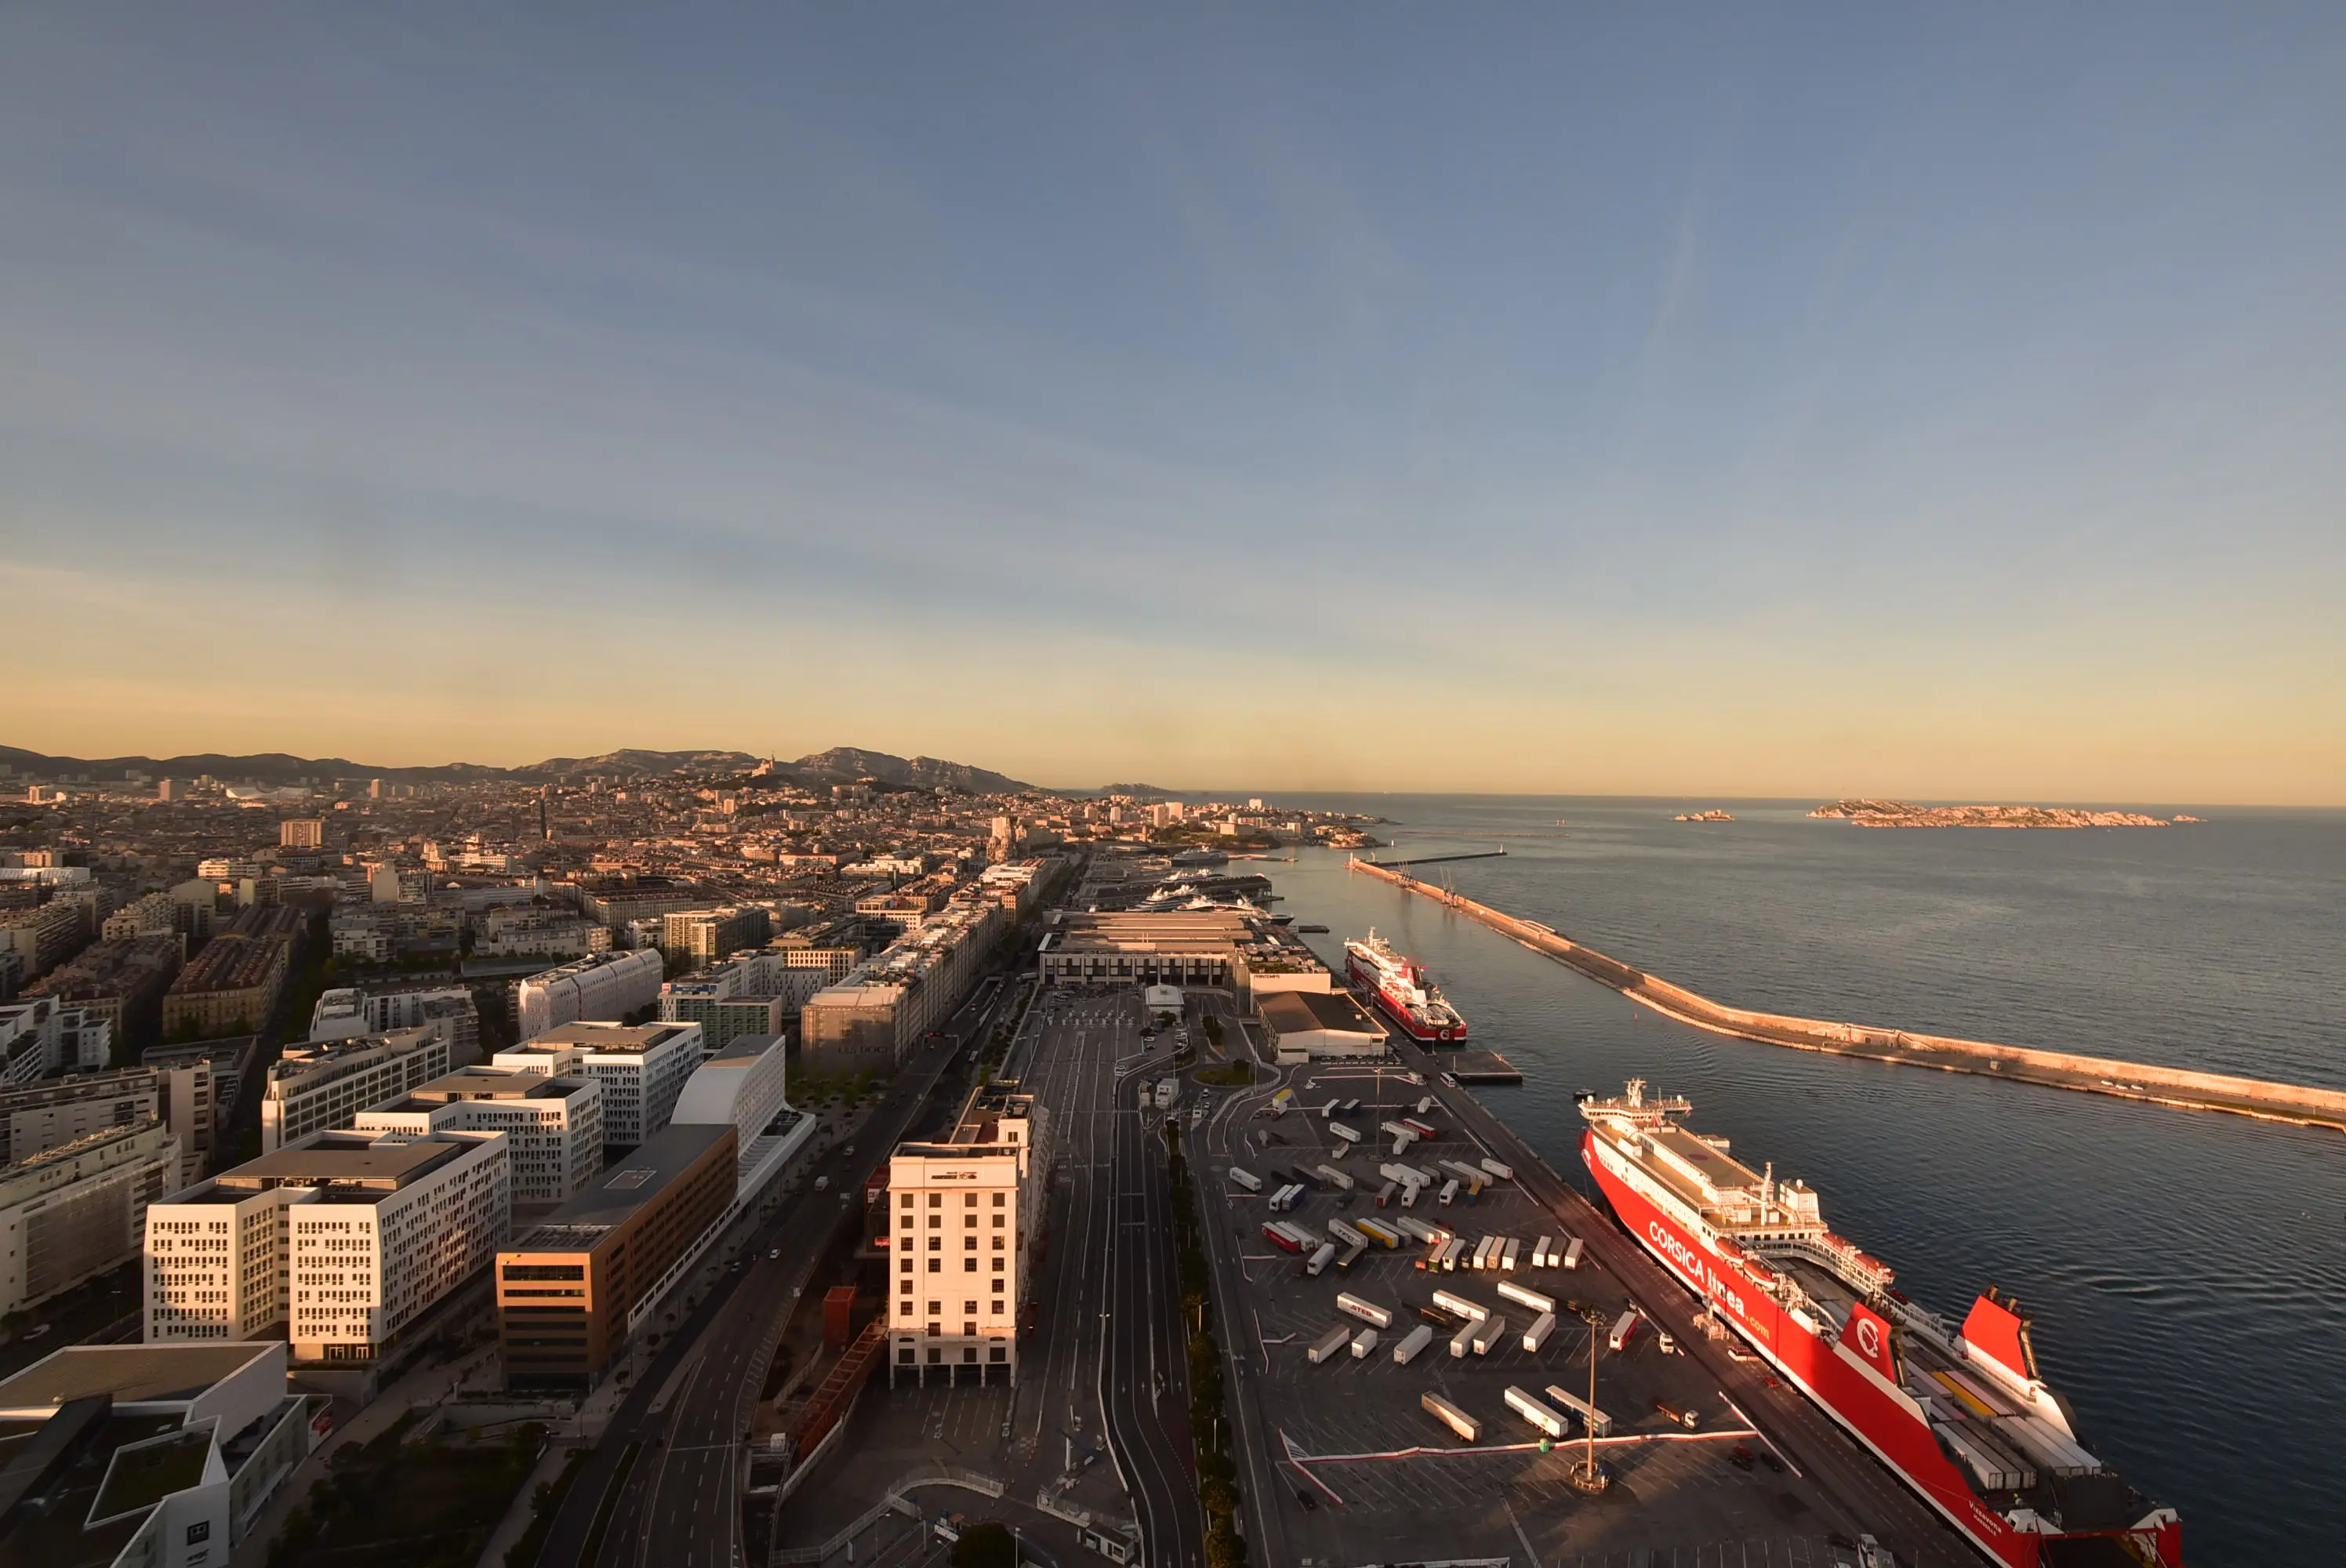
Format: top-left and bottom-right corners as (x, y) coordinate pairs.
(1349, 856), (2346, 1135)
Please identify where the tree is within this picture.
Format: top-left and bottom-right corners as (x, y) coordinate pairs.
(950, 1520), (1017, 1568)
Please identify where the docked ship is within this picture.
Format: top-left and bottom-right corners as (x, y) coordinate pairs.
(1344, 931), (1467, 1043)
(1581, 1082), (2181, 1567)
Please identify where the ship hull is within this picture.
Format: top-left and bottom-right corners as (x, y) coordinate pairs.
(1582, 1130), (2179, 1568)
(1345, 954), (1465, 1042)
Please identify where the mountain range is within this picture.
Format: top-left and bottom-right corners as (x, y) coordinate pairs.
(0, 743), (1033, 794)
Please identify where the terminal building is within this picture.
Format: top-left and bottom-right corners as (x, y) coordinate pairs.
(884, 1081), (1045, 1385)
(494, 1121), (737, 1390)
(1033, 909), (1332, 1002)
(143, 1127), (510, 1363)
(1258, 989), (1390, 1062)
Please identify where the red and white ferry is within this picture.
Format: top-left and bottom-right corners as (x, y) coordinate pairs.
(1581, 1081), (2181, 1567)
(1344, 931), (1467, 1043)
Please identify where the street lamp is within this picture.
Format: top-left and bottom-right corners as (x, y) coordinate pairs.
(1569, 1310), (1610, 1494)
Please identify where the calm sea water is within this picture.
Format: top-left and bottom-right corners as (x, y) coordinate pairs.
(1252, 797), (2346, 1566)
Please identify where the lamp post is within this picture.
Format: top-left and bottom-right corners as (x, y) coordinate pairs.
(1569, 1310), (1610, 1494)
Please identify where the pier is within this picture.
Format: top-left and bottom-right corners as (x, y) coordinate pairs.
(1358, 847), (1508, 869)
(1349, 856), (2346, 1136)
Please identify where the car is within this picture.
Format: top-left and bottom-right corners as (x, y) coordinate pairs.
(1729, 1444), (1756, 1472)
(768, 1249), (781, 1260)
(1758, 1450), (1785, 1473)
(1294, 1489), (1318, 1511)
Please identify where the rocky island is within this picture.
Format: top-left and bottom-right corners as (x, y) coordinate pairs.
(1675, 808), (1734, 822)
(1810, 800), (2193, 829)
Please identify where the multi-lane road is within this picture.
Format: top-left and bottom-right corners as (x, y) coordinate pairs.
(536, 966), (1028, 1568)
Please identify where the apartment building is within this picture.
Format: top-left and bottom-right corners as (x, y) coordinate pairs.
(659, 904), (771, 967)
(496, 1121), (737, 1389)
(162, 906), (304, 1040)
(24, 932), (183, 1055)
(496, 1021), (703, 1152)
(0, 1119), (180, 1317)
(0, 1069), (158, 1166)
(0, 898), (92, 981)
(308, 984), (480, 1061)
(259, 1029), (448, 1152)
(145, 1127), (510, 1362)
(801, 903), (1000, 1073)
(475, 906), (609, 961)
(279, 818), (325, 849)
(356, 1068), (602, 1204)
(0, 996), (112, 1086)
(885, 1081), (1044, 1385)
(514, 949), (664, 1039)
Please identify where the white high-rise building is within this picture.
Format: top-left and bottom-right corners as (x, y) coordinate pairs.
(260, 1029), (448, 1152)
(885, 1082), (1044, 1385)
(496, 1022), (703, 1152)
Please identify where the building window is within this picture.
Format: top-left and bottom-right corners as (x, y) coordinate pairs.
(964, 1258), (977, 1272)
(989, 1345), (1007, 1363)
(992, 1192), (1005, 1207)
(991, 1258), (1004, 1272)
(929, 1192), (941, 1208)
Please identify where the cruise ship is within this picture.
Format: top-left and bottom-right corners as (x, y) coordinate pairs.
(1581, 1082), (2181, 1567)
(1344, 931), (1467, 1043)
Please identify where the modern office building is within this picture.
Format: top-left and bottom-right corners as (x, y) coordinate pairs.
(0, 1119), (180, 1318)
(0, 1069), (160, 1166)
(514, 949), (664, 1039)
(355, 1067), (602, 1204)
(669, 1033), (807, 1196)
(659, 905), (771, 967)
(657, 945), (852, 1052)
(495, 1121), (737, 1389)
(0, 1341), (318, 1568)
(885, 1081), (1044, 1385)
(144, 1127), (510, 1362)
(258, 1029), (448, 1152)
(496, 1022), (703, 1152)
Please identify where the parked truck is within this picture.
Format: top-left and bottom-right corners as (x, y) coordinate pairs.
(1545, 1385), (1613, 1436)
(1504, 1385), (1569, 1439)
(1521, 1311), (1557, 1352)
(1608, 1308), (1642, 1354)
(1335, 1292), (1393, 1329)
(1431, 1288), (1490, 1323)
(1498, 1279), (1556, 1316)
(1228, 1167), (1262, 1193)
(1307, 1326), (1352, 1366)
(1305, 1243), (1336, 1277)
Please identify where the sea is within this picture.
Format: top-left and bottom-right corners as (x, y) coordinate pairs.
(1246, 796), (2346, 1566)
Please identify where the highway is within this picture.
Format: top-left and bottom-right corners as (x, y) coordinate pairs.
(535, 966), (1026, 1568)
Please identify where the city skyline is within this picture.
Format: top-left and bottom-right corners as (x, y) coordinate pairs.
(5, 6), (2342, 804)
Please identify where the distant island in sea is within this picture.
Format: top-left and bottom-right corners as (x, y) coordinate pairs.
(1810, 799), (2203, 829)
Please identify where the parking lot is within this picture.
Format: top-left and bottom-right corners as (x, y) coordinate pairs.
(1195, 1061), (1875, 1568)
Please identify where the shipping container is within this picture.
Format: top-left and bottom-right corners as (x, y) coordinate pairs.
(1430, 1289), (1490, 1323)
(1498, 1279), (1556, 1316)
(1531, 1236), (1553, 1269)
(1501, 1238), (1522, 1272)
(1447, 1319), (1480, 1359)
(1307, 1327), (1353, 1366)
(1356, 1219), (1400, 1249)
(1607, 1308), (1642, 1353)
(1504, 1385), (1569, 1439)
(1438, 1178), (1458, 1207)
(1335, 1292), (1393, 1329)
(1349, 1327), (1380, 1359)
(1545, 1385), (1613, 1436)
(1228, 1167), (1262, 1193)
(1469, 1315), (1509, 1356)
(1392, 1323), (1435, 1365)
(1563, 1237), (1585, 1270)
(1421, 1391), (1479, 1441)
(1521, 1312), (1557, 1352)
(1480, 1157), (1515, 1182)
(1306, 1243), (1336, 1277)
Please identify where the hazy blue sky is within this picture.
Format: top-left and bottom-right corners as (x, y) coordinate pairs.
(3, 5), (2341, 799)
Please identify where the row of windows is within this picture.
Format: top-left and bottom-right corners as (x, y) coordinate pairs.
(902, 1191), (1007, 1208)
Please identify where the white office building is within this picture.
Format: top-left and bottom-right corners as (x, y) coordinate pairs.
(144, 1127), (510, 1363)
(496, 1021), (703, 1152)
(670, 1033), (807, 1197)
(355, 1067), (603, 1204)
(260, 1029), (449, 1152)
(515, 949), (665, 1039)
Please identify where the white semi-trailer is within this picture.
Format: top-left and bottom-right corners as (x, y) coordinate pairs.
(1228, 1167), (1262, 1192)
(1392, 1323), (1435, 1364)
(1480, 1156), (1515, 1182)
(1422, 1392), (1479, 1441)
(1335, 1293), (1393, 1329)
(1504, 1385), (1569, 1439)
(1330, 1122), (1362, 1146)
(1431, 1289), (1489, 1323)
(1469, 1315), (1509, 1356)
(1307, 1327), (1352, 1365)
(1498, 1279), (1556, 1315)
(1306, 1243), (1336, 1277)
(1562, 1237), (1585, 1270)
(1545, 1385), (1614, 1436)
(1349, 1327), (1381, 1359)
(1521, 1311), (1556, 1352)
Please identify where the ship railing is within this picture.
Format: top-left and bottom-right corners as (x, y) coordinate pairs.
(1741, 1232), (1895, 1292)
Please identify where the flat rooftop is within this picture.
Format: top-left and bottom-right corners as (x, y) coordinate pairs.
(521, 1022), (697, 1054)
(0, 1345), (272, 1415)
(213, 1134), (462, 1190)
(510, 1121), (735, 1242)
(405, 1069), (576, 1102)
(1261, 990), (1385, 1034)
(702, 1033), (783, 1066)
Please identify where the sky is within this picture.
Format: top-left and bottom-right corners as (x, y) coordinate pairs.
(2, 5), (2342, 802)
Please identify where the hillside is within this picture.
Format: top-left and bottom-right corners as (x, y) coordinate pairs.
(791, 748), (1030, 793)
